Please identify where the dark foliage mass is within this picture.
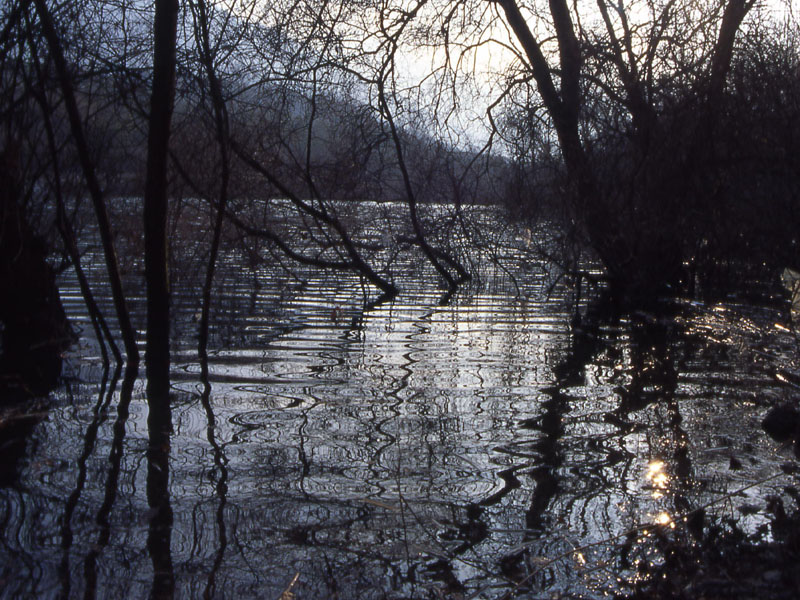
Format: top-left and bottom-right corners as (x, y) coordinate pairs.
(0, 145), (72, 398)
(593, 28), (800, 299)
(625, 491), (800, 599)
(497, 2), (800, 302)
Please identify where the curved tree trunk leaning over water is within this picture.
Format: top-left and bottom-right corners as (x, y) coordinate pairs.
(228, 144), (400, 304)
(21, 18), (121, 367)
(32, 0), (139, 365)
(377, 76), (472, 300)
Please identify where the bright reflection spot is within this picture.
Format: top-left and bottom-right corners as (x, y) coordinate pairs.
(645, 460), (670, 498)
(652, 472), (668, 487)
(655, 512), (676, 528)
(574, 551), (586, 566)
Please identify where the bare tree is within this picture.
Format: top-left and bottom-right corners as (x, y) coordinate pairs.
(143, 0), (179, 408)
(188, 0), (232, 374)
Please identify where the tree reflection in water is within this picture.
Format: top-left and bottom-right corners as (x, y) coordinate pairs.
(2, 213), (799, 598)
(58, 361), (115, 597)
(199, 362), (229, 599)
(146, 383), (174, 599)
(82, 364), (137, 599)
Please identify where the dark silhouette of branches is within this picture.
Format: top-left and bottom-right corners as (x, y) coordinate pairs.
(190, 0), (233, 370)
(22, 18), (121, 365)
(31, 0), (139, 365)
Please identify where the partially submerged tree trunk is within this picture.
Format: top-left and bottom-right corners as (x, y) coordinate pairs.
(0, 145), (72, 398)
(144, 0), (179, 415)
(142, 5), (179, 594)
(495, 0), (629, 290)
(191, 0), (231, 372)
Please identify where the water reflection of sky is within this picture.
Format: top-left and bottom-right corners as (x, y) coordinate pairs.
(2, 207), (799, 598)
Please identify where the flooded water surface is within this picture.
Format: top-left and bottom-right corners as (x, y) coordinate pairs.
(1, 204), (798, 599)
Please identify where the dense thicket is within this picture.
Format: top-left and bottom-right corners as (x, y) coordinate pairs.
(503, 8), (800, 301)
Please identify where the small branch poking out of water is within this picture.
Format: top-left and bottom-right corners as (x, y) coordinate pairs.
(279, 572), (300, 600)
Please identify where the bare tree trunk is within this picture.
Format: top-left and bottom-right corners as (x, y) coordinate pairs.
(146, 422), (175, 599)
(495, 0), (618, 276)
(191, 0), (230, 372)
(709, 0), (755, 106)
(144, 0), (179, 414)
(141, 5), (179, 594)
